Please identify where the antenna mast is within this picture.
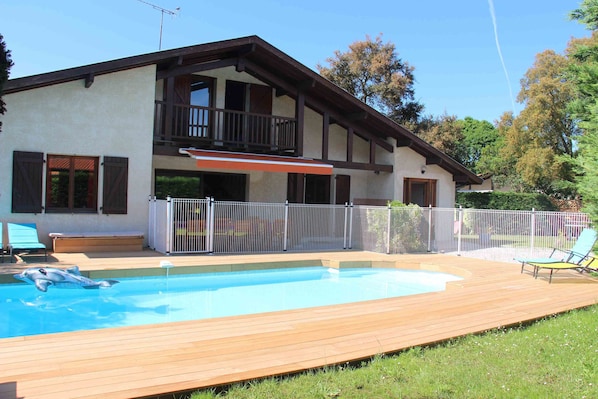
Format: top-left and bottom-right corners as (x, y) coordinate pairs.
(136, 0), (180, 50)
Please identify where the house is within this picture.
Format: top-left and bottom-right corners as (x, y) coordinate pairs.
(0, 36), (481, 248)
(457, 173), (512, 193)
(457, 173), (495, 193)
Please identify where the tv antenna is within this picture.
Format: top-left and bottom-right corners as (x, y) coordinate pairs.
(136, 0), (180, 50)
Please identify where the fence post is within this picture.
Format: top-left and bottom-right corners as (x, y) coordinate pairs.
(386, 203), (392, 254)
(348, 202), (354, 249)
(343, 202), (348, 249)
(166, 196), (172, 255)
(457, 206), (463, 256)
(530, 208), (536, 256)
(283, 200), (289, 251)
(208, 197), (215, 254)
(148, 196), (154, 250)
(427, 205), (433, 252)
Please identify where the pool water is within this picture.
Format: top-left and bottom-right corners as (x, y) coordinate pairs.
(0, 267), (462, 338)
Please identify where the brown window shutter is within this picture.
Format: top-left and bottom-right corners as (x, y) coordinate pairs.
(12, 151), (43, 213)
(102, 156), (128, 214)
(287, 173), (305, 203)
(429, 180), (437, 207)
(335, 174), (351, 205)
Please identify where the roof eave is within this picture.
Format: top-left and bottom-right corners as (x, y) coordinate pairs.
(4, 35), (482, 185)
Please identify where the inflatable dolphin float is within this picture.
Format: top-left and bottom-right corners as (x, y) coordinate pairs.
(14, 266), (119, 292)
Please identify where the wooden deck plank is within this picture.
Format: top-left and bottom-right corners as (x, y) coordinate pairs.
(1, 251), (597, 399)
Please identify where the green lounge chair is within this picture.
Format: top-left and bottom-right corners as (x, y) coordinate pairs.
(529, 256), (596, 283)
(516, 228), (597, 282)
(7, 222), (47, 263)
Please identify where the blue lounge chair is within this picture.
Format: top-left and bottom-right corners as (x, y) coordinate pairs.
(516, 228), (597, 282)
(7, 222), (47, 263)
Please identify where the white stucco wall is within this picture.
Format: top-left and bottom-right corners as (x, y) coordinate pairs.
(394, 148), (456, 207)
(0, 66), (156, 246)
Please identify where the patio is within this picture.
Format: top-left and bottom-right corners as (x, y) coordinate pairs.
(1, 250), (597, 399)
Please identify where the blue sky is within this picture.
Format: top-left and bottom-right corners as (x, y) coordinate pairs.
(0, 0), (590, 123)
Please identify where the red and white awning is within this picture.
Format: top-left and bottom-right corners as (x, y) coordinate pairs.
(179, 148), (333, 175)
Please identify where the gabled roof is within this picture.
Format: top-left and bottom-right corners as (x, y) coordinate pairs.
(5, 35), (481, 184)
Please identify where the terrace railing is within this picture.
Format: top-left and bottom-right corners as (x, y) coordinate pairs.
(148, 198), (592, 263)
(153, 101), (297, 155)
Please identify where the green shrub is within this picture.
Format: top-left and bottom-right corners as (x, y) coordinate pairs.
(366, 201), (427, 253)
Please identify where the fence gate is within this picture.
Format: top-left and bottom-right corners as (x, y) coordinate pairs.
(149, 197), (211, 254)
(170, 198), (211, 254)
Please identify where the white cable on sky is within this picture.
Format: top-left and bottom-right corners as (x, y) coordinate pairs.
(488, 0), (516, 113)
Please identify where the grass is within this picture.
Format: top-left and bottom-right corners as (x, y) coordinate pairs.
(188, 304), (598, 399)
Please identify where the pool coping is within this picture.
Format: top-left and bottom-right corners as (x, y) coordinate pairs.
(1, 251), (597, 399)
(0, 251), (474, 285)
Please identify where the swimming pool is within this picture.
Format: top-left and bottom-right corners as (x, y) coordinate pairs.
(0, 267), (462, 338)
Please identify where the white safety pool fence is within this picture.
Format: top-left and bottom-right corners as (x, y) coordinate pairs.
(148, 197), (591, 263)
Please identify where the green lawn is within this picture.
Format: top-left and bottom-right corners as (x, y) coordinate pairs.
(190, 304), (598, 399)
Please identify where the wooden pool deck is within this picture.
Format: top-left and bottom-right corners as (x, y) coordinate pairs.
(1, 250), (597, 399)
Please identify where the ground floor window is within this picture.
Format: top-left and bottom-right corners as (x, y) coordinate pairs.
(46, 155), (99, 213)
(305, 175), (331, 204)
(403, 178), (437, 207)
(12, 151), (128, 214)
(155, 170), (246, 201)
(288, 173), (347, 204)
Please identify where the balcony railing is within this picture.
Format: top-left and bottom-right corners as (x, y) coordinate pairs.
(154, 101), (298, 154)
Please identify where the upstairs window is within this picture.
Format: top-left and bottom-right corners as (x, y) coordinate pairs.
(46, 155), (99, 213)
(189, 76), (213, 138)
(169, 75), (214, 138)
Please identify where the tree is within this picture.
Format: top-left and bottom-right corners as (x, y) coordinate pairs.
(569, 0), (598, 225)
(0, 34), (14, 133)
(459, 117), (499, 173)
(410, 115), (499, 173)
(411, 113), (466, 164)
(317, 34), (423, 125)
(487, 50), (580, 196)
(481, 111), (529, 192)
(517, 50), (580, 158)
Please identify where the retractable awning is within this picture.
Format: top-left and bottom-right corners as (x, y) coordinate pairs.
(179, 148), (333, 175)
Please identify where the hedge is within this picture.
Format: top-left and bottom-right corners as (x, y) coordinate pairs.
(456, 192), (558, 211)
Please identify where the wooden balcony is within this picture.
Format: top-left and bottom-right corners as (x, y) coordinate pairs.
(153, 101), (298, 155)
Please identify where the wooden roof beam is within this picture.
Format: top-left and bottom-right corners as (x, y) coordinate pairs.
(84, 73), (94, 88)
(241, 59), (297, 95)
(327, 160), (393, 173)
(157, 58), (238, 80)
(453, 175), (470, 183)
(425, 156), (443, 165)
(346, 111), (368, 121)
(237, 43), (256, 56)
(396, 138), (413, 147)
(297, 79), (315, 91)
